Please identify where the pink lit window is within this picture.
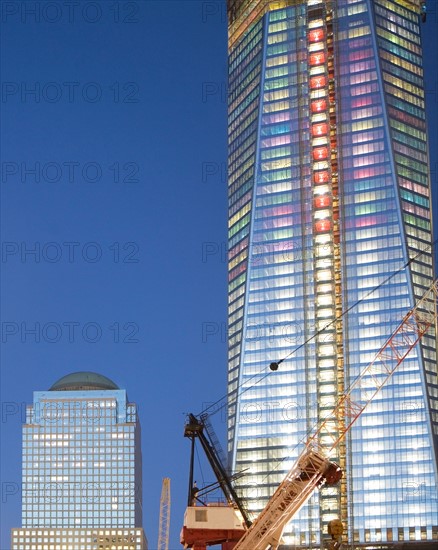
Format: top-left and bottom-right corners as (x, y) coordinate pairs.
(356, 216), (377, 228)
(351, 96), (374, 108)
(349, 60), (375, 74)
(228, 262), (247, 282)
(353, 166), (387, 179)
(349, 49), (373, 61)
(261, 135), (291, 147)
(229, 237), (249, 260)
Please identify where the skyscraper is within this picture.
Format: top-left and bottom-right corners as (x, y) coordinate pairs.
(11, 372), (147, 550)
(227, 0), (438, 547)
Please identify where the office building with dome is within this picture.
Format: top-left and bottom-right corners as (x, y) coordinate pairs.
(11, 372), (147, 550)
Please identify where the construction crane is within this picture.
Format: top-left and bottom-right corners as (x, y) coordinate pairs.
(181, 414), (250, 550)
(184, 413), (251, 527)
(181, 279), (438, 550)
(158, 478), (171, 550)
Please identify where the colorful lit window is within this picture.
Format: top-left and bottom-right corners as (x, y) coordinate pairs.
(310, 76), (327, 89)
(314, 171), (330, 184)
(309, 42), (325, 53)
(315, 220), (331, 232)
(309, 52), (326, 66)
(313, 147), (329, 160)
(314, 196), (332, 208)
(311, 99), (327, 112)
(314, 184), (330, 196)
(315, 209), (330, 220)
(309, 29), (325, 42)
(312, 123), (329, 137)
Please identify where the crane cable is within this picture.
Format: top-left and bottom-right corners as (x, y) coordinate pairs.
(241, 273), (438, 501)
(198, 237), (438, 419)
(195, 240), (438, 505)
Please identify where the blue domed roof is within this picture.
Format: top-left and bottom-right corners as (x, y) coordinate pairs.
(49, 371), (119, 391)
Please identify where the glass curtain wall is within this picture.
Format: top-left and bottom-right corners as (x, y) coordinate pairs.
(227, 0), (438, 546)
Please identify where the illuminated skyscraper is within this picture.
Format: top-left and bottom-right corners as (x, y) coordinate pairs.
(11, 372), (147, 550)
(227, 0), (438, 546)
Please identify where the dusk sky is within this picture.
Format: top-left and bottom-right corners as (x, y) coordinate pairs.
(0, 1), (437, 549)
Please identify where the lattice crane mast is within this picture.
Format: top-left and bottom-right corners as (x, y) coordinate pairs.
(232, 279), (438, 550)
(158, 478), (171, 550)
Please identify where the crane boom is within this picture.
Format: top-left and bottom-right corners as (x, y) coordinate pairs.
(232, 449), (341, 550)
(309, 278), (438, 455)
(158, 478), (171, 550)
(233, 280), (438, 550)
(200, 412), (229, 473)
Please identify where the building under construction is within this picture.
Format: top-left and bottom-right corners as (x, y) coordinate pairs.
(225, 0), (438, 548)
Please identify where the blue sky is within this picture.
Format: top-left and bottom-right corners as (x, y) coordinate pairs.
(0, 1), (437, 549)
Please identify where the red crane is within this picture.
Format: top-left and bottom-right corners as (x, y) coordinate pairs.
(181, 280), (438, 550)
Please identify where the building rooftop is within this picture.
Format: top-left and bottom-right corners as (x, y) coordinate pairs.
(49, 371), (120, 391)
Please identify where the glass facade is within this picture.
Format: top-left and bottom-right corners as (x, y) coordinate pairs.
(227, 0), (438, 547)
(11, 528), (147, 550)
(11, 372), (147, 550)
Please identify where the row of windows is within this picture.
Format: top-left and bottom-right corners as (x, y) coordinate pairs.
(393, 130), (426, 153)
(381, 59), (423, 90)
(376, 26), (421, 57)
(386, 85), (425, 115)
(349, 115), (383, 132)
(228, 151), (255, 197)
(339, 24), (371, 41)
(230, 71), (261, 114)
(384, 72), (424, 100)
(229, 101), (259, 152)
(229, 106), (259, 149)
(228, 56), (260, 104)
(380, 36), (422, 68)
(374, 0), (419, 32)
(26, 429), (134, 440)
(380, 48), (423, 78)
(391, 118), (426, 140)
(379, 19), (420, 46)
(229, 28), (263, 76)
